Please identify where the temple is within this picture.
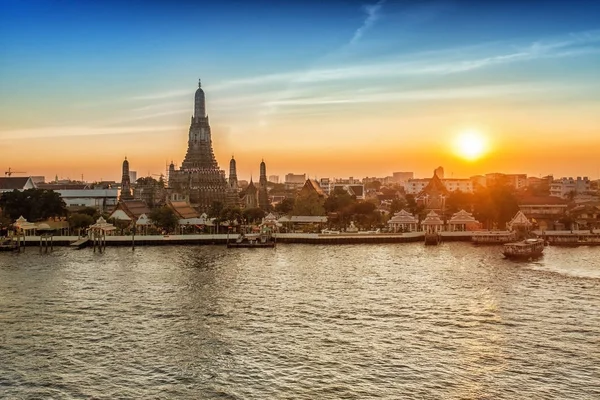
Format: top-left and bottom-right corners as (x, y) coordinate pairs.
(120, 157), (133, 200)
(168, 80), (237, 212)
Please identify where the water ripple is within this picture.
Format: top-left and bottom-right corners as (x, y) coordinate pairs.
(1, 243), (599, 399)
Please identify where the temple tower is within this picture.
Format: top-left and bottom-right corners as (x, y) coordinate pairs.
(120, 157), (133, 200)
(229, 156), (238, 191)
(245, 178), (258, 209)
(258, 159), (269, 211)
(168, 80), (232, 211)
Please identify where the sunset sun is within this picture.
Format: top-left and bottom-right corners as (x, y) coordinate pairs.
(454, 130), (488, 161)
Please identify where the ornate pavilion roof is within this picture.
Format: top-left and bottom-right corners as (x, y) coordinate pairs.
(448, 209), (479, 224)
(421, 210), (444, 225)
(507, 211), (532, 229)
(417, 172), (448, 197)
(388, 209), (418, 224)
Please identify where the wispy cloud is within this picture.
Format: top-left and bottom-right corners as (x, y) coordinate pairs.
(129, 89), (193, 101)
(350, 0), (386, 45)
(263, 82), (575, 108)
(0, 125), (183, 140)
(207, 29), (600, 92)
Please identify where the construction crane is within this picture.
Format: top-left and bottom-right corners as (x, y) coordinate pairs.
(5, 167), (27, 177)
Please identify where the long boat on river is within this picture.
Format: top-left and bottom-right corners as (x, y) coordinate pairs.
(503, 238), (545, 260)
(544, 232), (600, 246)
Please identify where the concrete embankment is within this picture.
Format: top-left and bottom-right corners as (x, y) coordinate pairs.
(9, 232), (475, 247)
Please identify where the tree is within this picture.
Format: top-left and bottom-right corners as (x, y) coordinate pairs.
(243, 207), (265, 224)
(274, 198), (295, 214)
(445, 190), (473, 214)
(389, 198), (406, 214)
(220, 207), (243, 225)
(0, 189), (67, 222)
(324, 187), (355, 213)
(208, 201), (224, 218)
(352, 201), (379, 229)
(472, 184), (520, 229)
(149, 206), (179, 233)
(365, 180), (382, 191)
(68, 213), (95, 236)
(405, 194), (418, 214)
(292, 191), (325, 216)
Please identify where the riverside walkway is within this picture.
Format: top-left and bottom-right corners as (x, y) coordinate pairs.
(6, 231), (476, 247)
(9, 230), (597, 248)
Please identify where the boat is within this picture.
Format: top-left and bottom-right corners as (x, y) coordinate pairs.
(502, 238), (545, 259)
(227, 228), (275, 248)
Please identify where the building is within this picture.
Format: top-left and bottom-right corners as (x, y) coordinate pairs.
(298, 179), (327, 199)
(129, 170), (137, 184)
(404, 177), (473, 195)
(120, 157), (133, 200)
(550, 177), (591, 198)
(133, 178), (166, 208)
(268, 175), (279, 184)
(403, 179), (429, 195)
(527, 175), (553, 189)
(416, 171), (449, 214)
(434, 166), (444, 179)
(108, 200), (151, 221)
(229, 156), (238, 191)
(285, 173), (306, 190)
(470, 175), (486, 189)
(0, 177), (36, 194)
(442, 179), (473, 193)
(168, 80), (236, 212)
(30, 176), (45, 184)
(242, 179), (258, 209)
(517, 196), (568, 230)
(392, 172), (414, 184)
(317, 177), (364, 199)
(37, 183), (118, 212)
(258, 160), (270, 211)
(485, 173), (528, 189)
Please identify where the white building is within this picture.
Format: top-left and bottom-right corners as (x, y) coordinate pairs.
(404, 179), (429, 195)
(285, 173), (306, 190)
(268, 175), (279, 184)
(392, 172), (414, 184)
(403, 178), (473, 195)
(485, 173), (528, 189)
(37, 183), (118, 212)
(442, 179), (473, 193)
(319, 177), (365, 199)
(55, 188), (119, 211)
(550, 177), (590, 198)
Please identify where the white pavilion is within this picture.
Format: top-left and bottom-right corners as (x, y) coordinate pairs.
(421, 210), (444, 233)
(387, 209), (419, 232)
(507, 211), (532, 231)
(447, 209), (481, 231)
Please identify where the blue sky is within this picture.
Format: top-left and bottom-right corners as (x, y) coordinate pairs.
(1, 0), (599, 181)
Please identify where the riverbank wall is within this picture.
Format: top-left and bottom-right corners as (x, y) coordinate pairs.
(7, 231), (475, 247)
(8, 230), (597, 248)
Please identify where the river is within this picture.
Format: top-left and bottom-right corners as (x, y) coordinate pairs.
(1, 243), (599, 399)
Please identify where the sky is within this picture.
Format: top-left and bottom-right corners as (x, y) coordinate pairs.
(1, 0), (599, 182)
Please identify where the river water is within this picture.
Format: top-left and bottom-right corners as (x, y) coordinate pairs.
(0, 243), (599, 399)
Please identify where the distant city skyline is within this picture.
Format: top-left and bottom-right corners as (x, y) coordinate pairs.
(1, 0), (599, 182)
